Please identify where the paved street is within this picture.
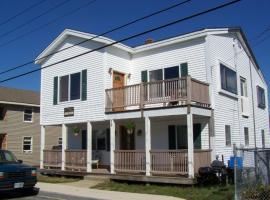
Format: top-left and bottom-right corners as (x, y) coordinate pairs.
(0, 190), (100, 200)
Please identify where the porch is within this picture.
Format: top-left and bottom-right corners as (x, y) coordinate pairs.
(40, 113), (213, 179)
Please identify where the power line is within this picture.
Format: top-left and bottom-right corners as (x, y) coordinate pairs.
(0, 0), (46, 27)
(0, 0), (71, 39)
(0, 0), (192, 75)
(0, 0), (241, 83)
(0, 0), (98, 48)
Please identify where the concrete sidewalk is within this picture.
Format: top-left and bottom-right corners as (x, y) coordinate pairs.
(37, 182), (183, 200)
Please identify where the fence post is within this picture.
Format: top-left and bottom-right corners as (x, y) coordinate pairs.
(233, 143), (238, 200)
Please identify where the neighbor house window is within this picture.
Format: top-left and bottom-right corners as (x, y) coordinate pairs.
(257, 86), (265, 109)
(244, 127), (249, 146)
(262, 130), (265, 148)
(225, 125), (231, 146)
(60, 75), (69, 102)
(58, 137), (62, 146)
(23, 137), (32, 153)
(220, 64), (237, 94)
(0, 107), (6, 120)
(23, 108), (33, 122)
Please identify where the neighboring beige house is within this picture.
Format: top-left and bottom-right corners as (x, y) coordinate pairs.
(0, 87), (61, 166)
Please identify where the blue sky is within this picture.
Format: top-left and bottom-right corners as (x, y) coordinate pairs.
(0, 0), (269, 95)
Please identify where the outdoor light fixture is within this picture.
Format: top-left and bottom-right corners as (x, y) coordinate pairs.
(127, 73), (131, 79)
(108, 67), (113, 75)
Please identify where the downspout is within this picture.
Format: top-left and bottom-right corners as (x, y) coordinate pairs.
(249, 59), (257, 148)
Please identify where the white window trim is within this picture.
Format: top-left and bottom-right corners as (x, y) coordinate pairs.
(22, 136), (33, 153)
(23, 107), (33, 123)
(58, 72), (82, 104)
(217, 60), (239, 99)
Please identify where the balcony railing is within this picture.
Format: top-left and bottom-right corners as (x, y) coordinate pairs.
(105, 76), (210, 112)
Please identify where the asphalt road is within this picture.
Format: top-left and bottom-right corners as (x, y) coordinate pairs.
(0, 189), (101, 200)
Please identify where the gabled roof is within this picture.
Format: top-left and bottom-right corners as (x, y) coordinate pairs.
(0, 87), (40, 107)
(35, 28), (230, 64)
(35, 27), (261, 72)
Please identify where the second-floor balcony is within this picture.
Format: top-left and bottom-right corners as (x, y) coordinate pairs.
(105, 76), (210, 113)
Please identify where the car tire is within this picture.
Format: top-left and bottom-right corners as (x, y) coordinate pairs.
(23, 187), (39, 195)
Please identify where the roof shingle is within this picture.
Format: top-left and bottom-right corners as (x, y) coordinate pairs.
(0, 87), (40, 106)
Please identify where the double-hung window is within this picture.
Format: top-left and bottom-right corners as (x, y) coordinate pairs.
(257, 86), (265, 109)
(240, 77), (247, 97)
(60, 72), (81, 102)
(54, 70), (87, 104)
(244, 127), (249, 146)
(70, 72), (81, 100)
(220, 64), (237, 94)
(60, 75), (69, 102)
(24, 108), (33, 122)
(23, 137), (33, 153)
(225, 125), (231, 146)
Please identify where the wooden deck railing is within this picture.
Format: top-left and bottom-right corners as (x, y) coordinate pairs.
(65, 150), (87, 171)
(114, 150), (146, 173)
(105, 76), (210, 112)
(194, 149), (212, 173)
(150, 150), (188, 175)
(43, 150), (62, 168)
(150, 149), (212, 175)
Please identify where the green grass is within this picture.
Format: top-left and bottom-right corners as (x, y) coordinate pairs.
(93, 181), (234, 200)
(37, 174), (81, 183)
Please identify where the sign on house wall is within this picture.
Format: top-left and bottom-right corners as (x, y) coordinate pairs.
(64, 107), (74, 117)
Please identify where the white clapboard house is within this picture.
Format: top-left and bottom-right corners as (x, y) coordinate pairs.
(37, 27), (269, 182)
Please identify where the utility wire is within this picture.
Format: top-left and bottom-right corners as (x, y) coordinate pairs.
(0, 0), (241, 83)
(0, 0), (46, 28)
(0, 0), (191, 75)
(0, 0), (98, 48)
(0, 0), (71, 39)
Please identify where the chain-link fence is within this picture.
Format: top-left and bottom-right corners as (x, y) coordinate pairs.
(235, 147), (270, 200)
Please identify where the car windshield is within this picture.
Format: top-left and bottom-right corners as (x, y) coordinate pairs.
(0, 151), (18, 163)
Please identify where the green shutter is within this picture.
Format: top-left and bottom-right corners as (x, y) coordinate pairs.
(53, 76), (58, 105)
(168, 125), (176, 150)
(180, 63), (188, 77)
(141, 70), (148, 82)
(193, 124), (201, 149)
(81, 69), (87, 101)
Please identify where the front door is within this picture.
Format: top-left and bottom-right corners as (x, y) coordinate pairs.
(0, 134), (7, 150)
(120, 126), (135, 150)
(113, 71), (125, 111)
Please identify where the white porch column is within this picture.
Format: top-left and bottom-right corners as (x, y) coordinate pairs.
(87, 121), (92, 173)
(145, 116), (151, 176)
(61, 124), (67, 171)
(110, 120), (115, 174)
(187, 113), (194, 178)
(40, 125), (45, 169)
